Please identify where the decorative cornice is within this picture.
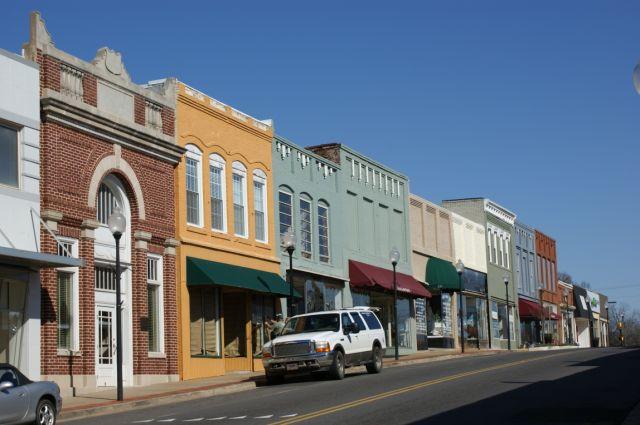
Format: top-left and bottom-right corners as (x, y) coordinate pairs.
(484, 199), (516, 226)
(41, 89), (184, 165)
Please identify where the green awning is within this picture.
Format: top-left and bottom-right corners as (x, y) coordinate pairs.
(186, 257), (297, 297)
(425, 257), (459, 290)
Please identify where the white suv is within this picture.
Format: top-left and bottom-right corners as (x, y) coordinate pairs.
(262, 307), (386, 383)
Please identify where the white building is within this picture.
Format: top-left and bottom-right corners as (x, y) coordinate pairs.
(0, 48), (81, 379)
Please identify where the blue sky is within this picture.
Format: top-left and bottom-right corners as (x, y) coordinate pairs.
(3, 1), (639, 310)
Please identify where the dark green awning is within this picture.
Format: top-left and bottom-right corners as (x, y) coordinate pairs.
(425, 257), (460, 290)
(186, 257), (297, 297)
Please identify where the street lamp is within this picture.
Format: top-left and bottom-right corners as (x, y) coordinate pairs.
(455, 259), (465, 353)
(389, 247), (400, 361)
(503, 273), (511, 351)
(282, 228), (296, 318)
(108, 207), (126, 402)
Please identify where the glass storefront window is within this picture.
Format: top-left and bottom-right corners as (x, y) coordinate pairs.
(293, 277), (343, 314)
(492, 301), (513, 340)
(0, 278), (27, 365)
(464, 296), (488, 342)
(251, 295), (276, 357)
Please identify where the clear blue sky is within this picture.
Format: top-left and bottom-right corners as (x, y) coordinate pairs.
(3, 1), (639, 310)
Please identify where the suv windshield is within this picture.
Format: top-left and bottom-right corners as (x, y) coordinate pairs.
(282, 314), (340, 335)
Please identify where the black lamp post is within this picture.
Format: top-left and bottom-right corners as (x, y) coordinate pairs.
(389, 247), (400, 361)
(108, 207), (126, 401)
(504, 273), (511, 351)
(455, 259), (465, 353)
(282, 228), (296, 318)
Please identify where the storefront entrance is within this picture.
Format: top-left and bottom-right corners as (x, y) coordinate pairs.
(0, 277), (26, 365)
(223, 291), (250, 371)
(95, 305), (116, 387)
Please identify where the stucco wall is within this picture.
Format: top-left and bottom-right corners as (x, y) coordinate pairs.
(451, 212), (487, 274)
(514, 221), (538, 300)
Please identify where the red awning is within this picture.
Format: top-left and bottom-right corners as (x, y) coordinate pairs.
(349, 260), (431, 298)
(519, 298), (542, 319)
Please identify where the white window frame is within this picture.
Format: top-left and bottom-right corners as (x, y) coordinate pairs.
(487, 228), (493, 264)
(56, 237), (80, 354)
(492, 231), (498, 265)
(209, 153), (227, 233)
(318, 202), (330, 263)
(278, 189), (293, 242)
(504, 236), (510, 269)
(0, 122), (21, 190)
(147, 254), (165, 356)
(253, 169), (268, 243)
(232, 161), (249, 238)
(299, 196), (313, 259)
(185, 145), (204, 227)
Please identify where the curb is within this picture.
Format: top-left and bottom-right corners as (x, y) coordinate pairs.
(57, 349), (515, 422)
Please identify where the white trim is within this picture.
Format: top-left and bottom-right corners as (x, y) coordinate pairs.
(147, 253), (164, 355)
(208, 153), (227, 233)
(185, 144), (203, 228)
(299, 196), (313, 259)
(252, 169), (268, 243)
(484, 200), (516, 225)
(232, 161), (249, 238)
(56, 236), (80, 352)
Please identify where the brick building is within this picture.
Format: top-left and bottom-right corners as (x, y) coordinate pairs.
(23, 12), (184, 393)
(535, 229), (560, 344)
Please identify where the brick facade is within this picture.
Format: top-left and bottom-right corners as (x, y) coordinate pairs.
(535, 230), (560, 306)
(24, 12), (183, 391)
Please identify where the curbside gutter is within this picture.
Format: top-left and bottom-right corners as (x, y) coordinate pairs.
(59, 348), (567, 423)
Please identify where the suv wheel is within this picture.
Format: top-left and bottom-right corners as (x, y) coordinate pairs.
(366, 345), (383, 374)
(329, 350), (345, 380)
(35, 398), (56, 425)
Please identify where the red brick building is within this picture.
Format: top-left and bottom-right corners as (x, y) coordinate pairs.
(535, 229), (561, 344)
(24, 12), (184, 394)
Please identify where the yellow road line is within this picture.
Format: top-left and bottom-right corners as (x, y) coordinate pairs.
(270, 351), (571, 425)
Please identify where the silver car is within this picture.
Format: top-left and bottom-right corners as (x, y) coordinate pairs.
(0, 364), (62, 425)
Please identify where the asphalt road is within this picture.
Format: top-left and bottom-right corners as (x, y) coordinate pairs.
(65, 348), (640, 425)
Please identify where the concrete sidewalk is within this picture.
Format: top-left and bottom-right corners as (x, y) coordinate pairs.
(59, 348), (497, 422)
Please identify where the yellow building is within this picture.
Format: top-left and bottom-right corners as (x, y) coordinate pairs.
(154, 79), (290, 380)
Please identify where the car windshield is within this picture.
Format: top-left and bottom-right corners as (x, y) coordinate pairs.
(281, 314), (340, 335)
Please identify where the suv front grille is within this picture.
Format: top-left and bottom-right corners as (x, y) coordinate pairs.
(273, 341), (313, 357)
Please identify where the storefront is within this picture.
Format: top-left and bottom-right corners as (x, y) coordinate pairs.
(184, 257), (293, 376)
(349, 260), (430, 354)
(573, 285), (593, 348)
(291, 273), (344, 315)
(518, 297), (542, 346)
(542, 302), (559, 344)
(491, 299), (516, 348)
(425, 257), (489, 349)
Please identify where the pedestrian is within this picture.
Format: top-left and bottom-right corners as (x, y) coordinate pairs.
(267, 314), (285, 340)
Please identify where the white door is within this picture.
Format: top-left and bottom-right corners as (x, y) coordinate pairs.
(96, 306), (116, 387)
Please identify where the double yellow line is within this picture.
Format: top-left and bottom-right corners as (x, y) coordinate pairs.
(270, 352), (570, 425)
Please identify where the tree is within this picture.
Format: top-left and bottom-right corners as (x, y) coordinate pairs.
(608, 303), (640, 347)
(558, 272), (573, 284)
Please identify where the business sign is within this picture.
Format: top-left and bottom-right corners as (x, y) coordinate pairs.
(586, 291), (600, 313)
(414, 298), (427, 335)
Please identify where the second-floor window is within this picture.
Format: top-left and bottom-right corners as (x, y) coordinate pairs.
(279, 190), (293, 241)
(318, 203), (330, 263)
(253, 170), (267, 243)
(300, 197), (312, 259)
(96, 183), (119, 224)
(232, 162), (248, 237)
(185, 145), (203, 227)
(0, 124), (18, 188)
(209, 154), (226, 232)
(147, 255), (164, 354)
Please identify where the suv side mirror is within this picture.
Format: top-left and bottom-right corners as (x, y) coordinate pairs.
(0, 381), (14, 391)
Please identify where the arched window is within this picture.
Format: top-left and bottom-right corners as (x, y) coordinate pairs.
(185, 145), (203, 227)
(209, 153), (226, 232)
(318, 200), (330, 263)
(232, 161), (248, 238)
(299, 193), (313, 259)
(278, 186), (293, 242)
(96, 182), (120, 224)
(253, 169), (267, 243)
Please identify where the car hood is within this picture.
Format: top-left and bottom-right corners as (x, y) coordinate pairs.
(270, 331), (337, 345)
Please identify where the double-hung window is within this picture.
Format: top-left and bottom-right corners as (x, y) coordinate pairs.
(0, 124), (19, 188)
(318, 202), (330, 263)
(209, 154), (226, 232)
(300, 197), (312, 259)
(56, 238), (79, 353)
(147, 255), (164, 354)
(185, 145), (203, 227)
(253, 170), (267, 243)
(232, 161), (248, 237)
(279, 190), (293, 241)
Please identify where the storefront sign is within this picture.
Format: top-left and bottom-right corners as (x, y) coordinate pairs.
(586, 291), (600, 313)
(415, 298), (427, 335)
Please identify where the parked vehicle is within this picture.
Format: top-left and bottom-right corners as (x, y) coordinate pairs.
(0, 364), (61, 425)
(262, 307), (386, 383)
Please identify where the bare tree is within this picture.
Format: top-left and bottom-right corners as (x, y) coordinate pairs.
(558, 272), (573, 284)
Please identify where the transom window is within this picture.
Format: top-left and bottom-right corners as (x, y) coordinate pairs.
(300, 197), (312, 259)
(96, 183), (119, 225)
(95, 266), (117, 292)
(318, 203), (330, 263)
(279, 190), (293, 241)
(209, 154), (226, 232)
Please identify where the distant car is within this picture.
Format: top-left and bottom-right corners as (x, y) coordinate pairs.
(0, 363), (61, 425)
(262, 307), (386, 383)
